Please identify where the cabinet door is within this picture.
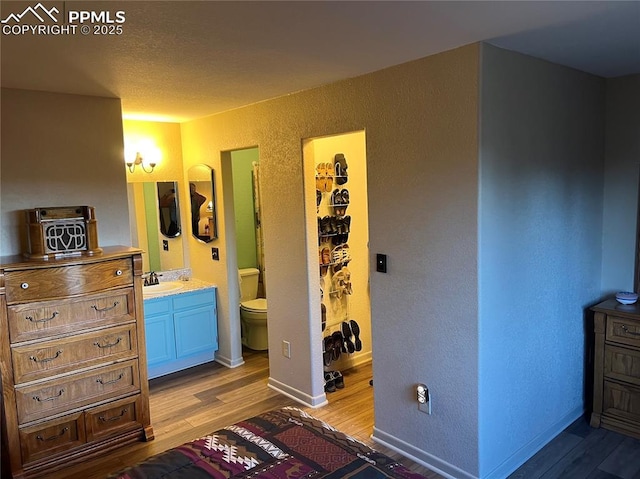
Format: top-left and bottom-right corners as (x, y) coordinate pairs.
(174, 306), (217, 358)
(145, 313), (176, 367)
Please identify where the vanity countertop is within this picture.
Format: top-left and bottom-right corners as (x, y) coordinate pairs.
(142, 277), (216, 300)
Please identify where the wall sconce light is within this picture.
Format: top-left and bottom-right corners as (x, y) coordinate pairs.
(126, 152), (156, 174)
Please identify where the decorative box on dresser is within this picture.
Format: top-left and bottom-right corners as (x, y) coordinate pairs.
(0, 246), (154, 479)
(590, 299), (640, 439)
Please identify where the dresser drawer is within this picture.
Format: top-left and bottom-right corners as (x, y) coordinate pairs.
(16, 359), (140, 424)
(19, 412), (86, 465)
(603, 380), (640, 424)
(4, 258), (133, 303)
(8, 288), (135, 343)
(604, 344), (640, 387)
(85, 395), (142, 442)
(12, 324), (138, 384)
(606, 316), (640, 349)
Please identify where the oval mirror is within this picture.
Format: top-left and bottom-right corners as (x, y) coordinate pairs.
(157, 181), (181, 238)
(188, 164), (217, 242)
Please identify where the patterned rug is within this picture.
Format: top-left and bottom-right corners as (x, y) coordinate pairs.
(110, 407), (429, 478)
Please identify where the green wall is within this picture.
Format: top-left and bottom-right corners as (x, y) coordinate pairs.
(231, 148), (259, 269)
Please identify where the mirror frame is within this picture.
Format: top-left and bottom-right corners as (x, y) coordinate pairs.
(157, 181), (181, 238)
(188, 164), (217, 242)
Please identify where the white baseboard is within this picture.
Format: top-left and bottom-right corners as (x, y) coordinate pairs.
(372, 428), (477, 479)
(214, 353), (245, 369)
(268, 377), (328, 408)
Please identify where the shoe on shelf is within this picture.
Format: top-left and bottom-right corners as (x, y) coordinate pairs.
(350, 319), (362, 351)
(341, 321), (356, 353)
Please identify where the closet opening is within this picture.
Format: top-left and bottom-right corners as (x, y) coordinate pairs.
(302, 130), (371, 401)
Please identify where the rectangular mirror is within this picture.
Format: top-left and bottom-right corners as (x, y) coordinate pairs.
(129, 181), (186, 272)
(188, 164), (217, 241)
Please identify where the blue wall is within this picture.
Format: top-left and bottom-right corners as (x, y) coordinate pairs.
(478, 45), (605, 477)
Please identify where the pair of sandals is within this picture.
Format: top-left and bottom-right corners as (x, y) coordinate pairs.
(316, 163), (334, 192)
(324, 370), (344, 393)
(341, 320), (362, 353)
(334, 154), (348, 186)
(323, 331), (345, 366)
(331, 245), (351, 268)
(332, 267), (352, 298)
(330, 188), (349, 216)
(319, 246), (332, 276)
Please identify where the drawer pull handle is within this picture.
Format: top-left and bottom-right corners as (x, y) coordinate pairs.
(621, 324), (640, 336)
(30, 350), (63, 363)
(25, 311), (59, 323)
(21, 282), (29, 289)
(99, 408), (128, 422)
(33, 389), (64, 402)
(36, 427), (69, 442)
(115, 269), (123, 276)
(96, 373), (124, 385)
(94, 337), (122, 349)
(91, 301), (120, 313)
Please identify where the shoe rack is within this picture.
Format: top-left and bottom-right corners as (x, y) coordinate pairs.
(316, 153), (363, 394)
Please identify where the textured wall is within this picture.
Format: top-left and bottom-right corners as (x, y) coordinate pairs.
(1, 88), (130, 256)
(181, 44), (481, 476)
(601, 75), (640, 293)
(478, 44), (605, 478)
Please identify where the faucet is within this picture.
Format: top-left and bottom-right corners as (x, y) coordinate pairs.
(143, 272), (161, 286)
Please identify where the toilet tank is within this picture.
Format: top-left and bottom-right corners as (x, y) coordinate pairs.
(239, 268), (260, 302)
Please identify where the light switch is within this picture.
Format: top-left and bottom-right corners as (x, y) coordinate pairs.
(376, 254), (387, 273)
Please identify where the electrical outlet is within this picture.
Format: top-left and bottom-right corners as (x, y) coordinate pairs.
(416, 384), (431, 414)
(282, 340), (291, 358)
(163, 240), (169, 251)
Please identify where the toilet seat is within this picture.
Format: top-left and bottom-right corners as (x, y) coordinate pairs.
(240, 298), (267, 313)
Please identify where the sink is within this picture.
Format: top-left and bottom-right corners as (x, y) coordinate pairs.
(143, 281), (184, 297)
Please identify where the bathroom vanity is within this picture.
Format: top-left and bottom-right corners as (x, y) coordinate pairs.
(143, 282), (217, 379)
(0, 246), (153, 479)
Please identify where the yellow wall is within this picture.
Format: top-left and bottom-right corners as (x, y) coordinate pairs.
(122, 120), (188, 272)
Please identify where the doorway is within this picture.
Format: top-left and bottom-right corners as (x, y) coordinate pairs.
(302, 131), (371, 398)
(229, 147), (267, 353)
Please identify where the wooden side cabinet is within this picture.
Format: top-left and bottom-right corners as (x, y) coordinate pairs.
(0, 246), (154, 479)
(590, 299), (640, 439)
(144, 288), (218, 379)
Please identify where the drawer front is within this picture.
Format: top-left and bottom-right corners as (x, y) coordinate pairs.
(5, 258), (133, 303)
(603, 380), (640, 424)
(173, 289), (215, 311)
(84, 395), (142, 442)
(604, 345), (640, 387)
(16, 359), (140, 424)
(19, 412), (86, 465)
(12, 324), (138, 384)
(606, 315), (640, 349)
(8, 288), (134, 343)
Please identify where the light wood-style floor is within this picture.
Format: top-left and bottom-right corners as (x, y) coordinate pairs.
(43, 350), (640, 479)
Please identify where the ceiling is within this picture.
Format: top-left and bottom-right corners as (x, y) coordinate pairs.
(1, 1), (639, 122)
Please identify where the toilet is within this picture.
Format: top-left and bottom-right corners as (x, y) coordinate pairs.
(239, 268), (268, 350)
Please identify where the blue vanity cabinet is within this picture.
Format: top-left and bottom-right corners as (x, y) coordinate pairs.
(143, 288), (217, 379)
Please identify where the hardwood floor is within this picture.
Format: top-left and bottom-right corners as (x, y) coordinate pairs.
(42, 349), (640, 479)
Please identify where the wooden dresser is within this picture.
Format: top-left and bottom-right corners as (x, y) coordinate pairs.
(0, 246), (153, 479)
(590, 299), (640, 439)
